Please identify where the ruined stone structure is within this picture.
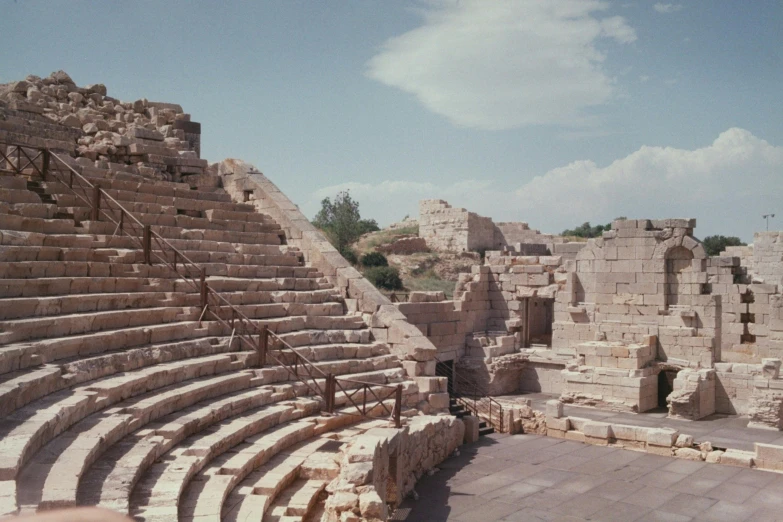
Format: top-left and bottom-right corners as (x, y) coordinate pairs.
(397, 217), (783, 431)
(0, 72), (464, 521)
(418, 199), (572, 254)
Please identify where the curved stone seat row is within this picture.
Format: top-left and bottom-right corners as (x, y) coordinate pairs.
(0, 164), (421, 520)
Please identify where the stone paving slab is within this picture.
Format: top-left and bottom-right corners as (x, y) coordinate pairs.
(393, 433), (783, 522)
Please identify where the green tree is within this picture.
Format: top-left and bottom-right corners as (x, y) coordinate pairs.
(561, 217), (626, 238)
(702, 235), (746, 256)
(312, 191), (379, 254)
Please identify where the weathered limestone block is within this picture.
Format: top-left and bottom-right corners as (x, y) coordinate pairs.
(546, 400), (563, 419)
(747, 390), (783, 430)
(462, 415), (480, 444)
(668, 369), (715, 420)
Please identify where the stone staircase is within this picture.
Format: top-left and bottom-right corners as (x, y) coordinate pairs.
(448, 397), (495, 437)
(0, 158), (421, 519)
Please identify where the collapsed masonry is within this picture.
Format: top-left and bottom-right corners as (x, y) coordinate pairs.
(418, 199), (584, 258)
(0, 71), (465, 521)
(398, 210), (783, 430)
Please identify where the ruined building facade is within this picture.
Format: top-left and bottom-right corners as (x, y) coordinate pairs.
(402, 204), (783, 429)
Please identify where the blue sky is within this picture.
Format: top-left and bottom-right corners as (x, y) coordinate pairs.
(2, 1), (782, 242)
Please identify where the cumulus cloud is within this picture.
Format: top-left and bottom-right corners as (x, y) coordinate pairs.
(366, 0), (636, 130)
(653, 3), (684, 13)
(307, 129), (783, 241)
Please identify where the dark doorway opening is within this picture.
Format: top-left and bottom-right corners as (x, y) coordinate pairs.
(658, 370), (678, 408)
(436, 359), (454, 394)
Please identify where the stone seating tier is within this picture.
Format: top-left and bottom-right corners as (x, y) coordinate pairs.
(0, 164), (422, 518)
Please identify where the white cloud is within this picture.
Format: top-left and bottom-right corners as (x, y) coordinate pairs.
(307, 129), (783, 241)
(639, 75), (650, 83)
(366, 0), (636, 130)
(653, 3), (684, 13)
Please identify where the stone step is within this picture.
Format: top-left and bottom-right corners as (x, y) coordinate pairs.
(41, 179), (236, 206)
(0, 291), (173, 320)
(0, 353), (254, 483)
(21, 231), (296, 257)
(0, 214), (76, 235)
(80, 386), (280, 515)
(0, 187), (42, 205)
(0, 337), (235, 417)
(0, 201), (57, 220)
(59, 202), (284, 235)
(0, 304), (200, 343)
(0, 259), (315, 281)
(179, 419), (319, 522)
(129, 402), (319, 522)
(79, 219), (282, 247)
(0, 274), (324, 299)
(275, 327), (371, 348)
(0, 244), (300, 268)
(269, 342), (391, 364)
(0, 316), (371, 376)
(266, 479), (327, 522)
(0, 321), (210, 374)
(15, 371), (256, 511)
(0, 292), (342, 321)
(222, 438), (331, 522)
(81, 367), (406, 515)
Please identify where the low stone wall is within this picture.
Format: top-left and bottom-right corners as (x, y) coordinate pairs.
(219, 160), (439, 379)
(542, 399), (783, 472)
(323, 415), (464, 521)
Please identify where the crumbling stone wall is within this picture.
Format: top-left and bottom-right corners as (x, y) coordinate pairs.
(552, 218), (719, 367)
(0, 71), (205, 182)
(418, 199), (560, 253)
(324, 416), (464, 521)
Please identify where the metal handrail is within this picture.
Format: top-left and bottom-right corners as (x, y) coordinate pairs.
(436, 357), (504, 432)
(1, 142), (403, 428)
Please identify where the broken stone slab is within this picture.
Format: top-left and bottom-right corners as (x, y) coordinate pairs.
(646, 428), (679, 447)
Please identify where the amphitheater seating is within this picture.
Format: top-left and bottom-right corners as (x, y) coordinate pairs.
(0, 158), (419, 520)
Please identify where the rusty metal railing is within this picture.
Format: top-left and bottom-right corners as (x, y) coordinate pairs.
(1, 142), (403, 427)
(436, 357), (504, 433)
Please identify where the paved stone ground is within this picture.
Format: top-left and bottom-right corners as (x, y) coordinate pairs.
(393, 433), (783, 521)
(522, 393), (783, 452)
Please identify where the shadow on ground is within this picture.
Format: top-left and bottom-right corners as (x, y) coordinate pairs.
(391, 436), (502, 522)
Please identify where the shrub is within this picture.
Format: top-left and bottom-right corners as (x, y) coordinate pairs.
(364, 266), (403, 290)
(340, 246), (358, 265)
(361, 251), (388, 267)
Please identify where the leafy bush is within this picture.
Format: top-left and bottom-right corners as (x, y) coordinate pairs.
(364, 266), (403, 290)
(340, 246), (358, 265)
(702, 235), (746, 256)
(360, 251), (388, 267)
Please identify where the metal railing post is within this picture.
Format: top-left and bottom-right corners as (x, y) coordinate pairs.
(42, 149), (49, 181)
(200, 269), (207, 308)
(258, 325), (267, 367)
(326, 373), (335, 413)
(142, 225), (152, 265)
(91, 186), (101, 221)
(394, 385), (402, 428)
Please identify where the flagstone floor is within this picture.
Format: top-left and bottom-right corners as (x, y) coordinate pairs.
(393, 433), (783, 522)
